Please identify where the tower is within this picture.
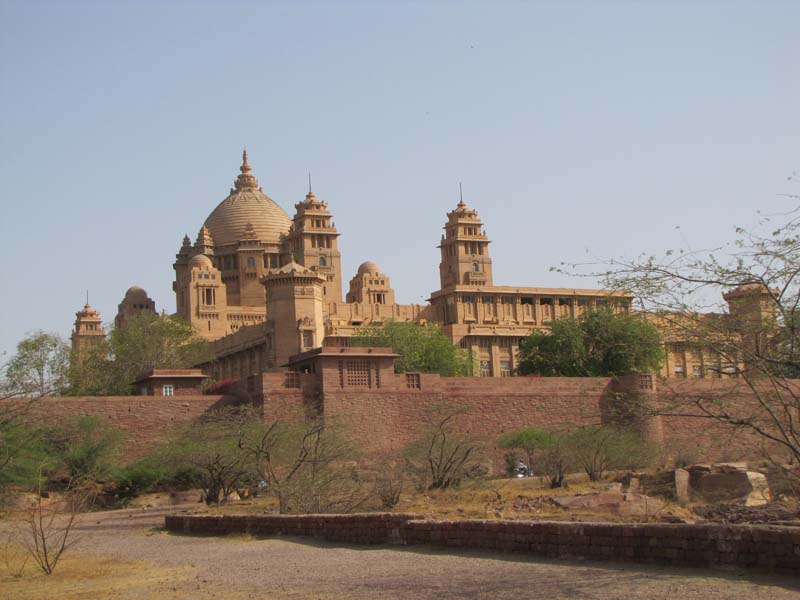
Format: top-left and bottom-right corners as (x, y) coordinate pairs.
(438, 198), (493, 289)
(115, 286), (157, 329)
(346, 261), (396, 305)
(71, 302), (105, 362)
(182, 254), (229, 338)
(284, 189), (343, 302)
(261, 261), (326, 367)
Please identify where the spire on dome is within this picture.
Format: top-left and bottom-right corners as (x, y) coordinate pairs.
(196, 225), (214, 250)
(234, 147), (259, 191)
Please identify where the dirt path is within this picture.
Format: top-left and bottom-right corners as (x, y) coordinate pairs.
(4, 506), (800, 599)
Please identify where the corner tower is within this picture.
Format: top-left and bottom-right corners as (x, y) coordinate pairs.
(284, 189), (343, 302)
(261, 262), (326, 367)
(438, 197), (493, 289)
(71, 302), (105, 361)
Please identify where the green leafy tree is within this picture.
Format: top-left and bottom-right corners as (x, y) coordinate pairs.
(517, 309), (663, 376)
(498, 427), (554, 468)
(351, 320), (471, 376)
(70, 313), (211, 395)
(46, 416), (123, 482)
(2, 332), (70, 398)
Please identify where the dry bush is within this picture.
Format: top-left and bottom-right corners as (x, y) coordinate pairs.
(11, 472), (96, 575)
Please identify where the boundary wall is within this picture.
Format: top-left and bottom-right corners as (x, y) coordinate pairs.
(16, 394), (239, 461)
(164, 513), (800, 574)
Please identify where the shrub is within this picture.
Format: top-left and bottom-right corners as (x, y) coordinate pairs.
(45, 416), (122, 482)
(569, 425), (655, 481)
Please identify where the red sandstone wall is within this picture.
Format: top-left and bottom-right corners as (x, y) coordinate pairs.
(17, 395), (238, 462)
(164, 514), (800, 573)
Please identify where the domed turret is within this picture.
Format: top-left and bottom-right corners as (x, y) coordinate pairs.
(357, 261), (381, 275)
(189, 254), (213, 269)
(202, 150), (292, 246)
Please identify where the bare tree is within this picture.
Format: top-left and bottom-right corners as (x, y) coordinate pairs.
(237, 414), (367, 514)
(14, 468), (96, 575)
(404, 410), (484, 490)
(559, 204), (800, 487)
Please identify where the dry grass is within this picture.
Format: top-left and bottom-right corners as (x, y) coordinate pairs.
(200, 475), (694, 522)
(0, 542), (201, 599)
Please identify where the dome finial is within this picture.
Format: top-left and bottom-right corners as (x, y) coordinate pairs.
(234, 147), (259, 191)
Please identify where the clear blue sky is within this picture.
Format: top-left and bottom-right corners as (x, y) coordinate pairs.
(1, 1), (798, 358)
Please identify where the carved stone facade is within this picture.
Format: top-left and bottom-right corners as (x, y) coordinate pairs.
(75, 149), (773, 383)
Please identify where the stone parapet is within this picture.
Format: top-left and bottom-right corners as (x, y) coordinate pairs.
(164, 514), (800, 573)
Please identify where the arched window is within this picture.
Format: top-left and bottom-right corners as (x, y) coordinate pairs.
(319, 255), (327, 267)
(472, 262), (480, 273)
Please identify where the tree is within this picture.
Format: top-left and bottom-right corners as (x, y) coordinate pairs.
(164, 408), (256, 505)
(2, 332), (70, 398)
(517, 309), (664, 377)
(403, 410), (483, 490)
(351, 320), (471, 376)
(70, 313), (211, 395)
(568, 425), (655, 481)
(498, 427), (554, 468)
(560, 204), (800, 487)
(237, 411), (367, 514)
(45, 416), (123, 482)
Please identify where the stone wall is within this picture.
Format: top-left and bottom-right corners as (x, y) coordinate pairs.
(164, 514), (800, 573)
(18, 395), (239, 462)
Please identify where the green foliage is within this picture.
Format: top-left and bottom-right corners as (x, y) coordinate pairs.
(3, 331), (70, 398)
(69, 312), (211, 395)
(517, 309), (664, 377)
(0, 419), (48, 490)
(163, 407), (258, 504)
(45, 416), (123, 482)
(498, 427), (557, 467)
(113, 456), (173, 500)
(569, 425), (656, 481)
(403, 411), (484, 490)
(350, 320), (471, 376)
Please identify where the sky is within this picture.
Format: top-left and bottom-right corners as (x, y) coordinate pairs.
(1, 0), (799, 358)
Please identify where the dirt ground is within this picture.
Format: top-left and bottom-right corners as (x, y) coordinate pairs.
(2, 505), (800, 600)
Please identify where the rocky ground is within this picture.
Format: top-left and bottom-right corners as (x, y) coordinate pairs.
(2, 505), (800, 599)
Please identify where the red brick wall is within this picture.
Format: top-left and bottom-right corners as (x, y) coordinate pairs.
(17, 395), (238, 462)
(164, 514), (800, 573)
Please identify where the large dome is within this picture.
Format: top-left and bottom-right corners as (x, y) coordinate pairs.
(203, 150), (292, 246)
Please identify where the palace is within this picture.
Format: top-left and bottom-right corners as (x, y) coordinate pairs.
(70, 150), (772, 383)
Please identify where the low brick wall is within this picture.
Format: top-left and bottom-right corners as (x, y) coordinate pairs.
(164, 514), (800, 573)
(164, 513), (416, 545)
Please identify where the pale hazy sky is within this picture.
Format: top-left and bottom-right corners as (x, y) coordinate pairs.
(1, 1), (798, 358)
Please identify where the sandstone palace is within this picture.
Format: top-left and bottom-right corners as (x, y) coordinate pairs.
(71, 151), (768, 383)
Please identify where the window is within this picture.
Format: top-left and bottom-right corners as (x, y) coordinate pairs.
(203, 288), (215, 305)
(692, 365), (703, 379)
(462, 295), (476, 303)
(246, 256), (256, 269)
(406, 373), (421, 389)
(346, 360), (371, 387)
(472, 262), (480, 273)
(520, 297), (534, 305)
(499, 360), (512, 377)
(479, 361), (492, 377)
(319, 255), (327, 266)
(674, 365), (685, 379)
(482, 296), (495, 304)
(540, 298), (553, 306)
(501, 296), (514, 304)
(302, 331), (314, 348)
(558, 298), (571, 306)
(162, 384), (174, 397)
